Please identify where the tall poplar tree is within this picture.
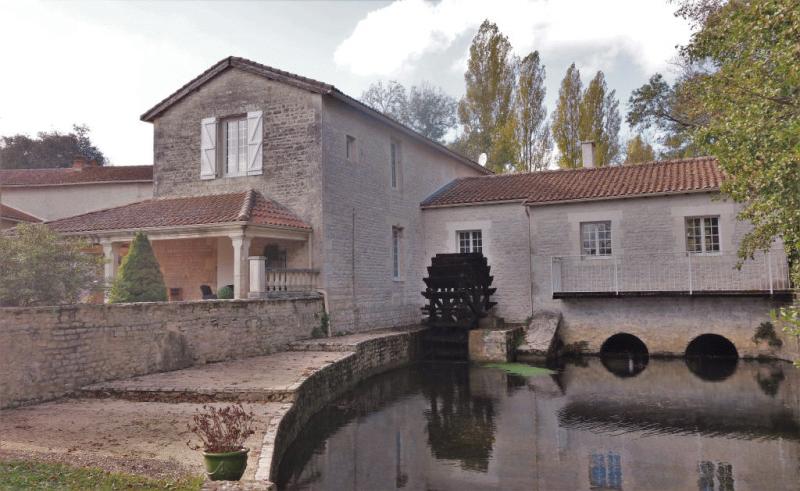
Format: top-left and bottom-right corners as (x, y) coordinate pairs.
(455, 20), (517, 172)
(551, 64), (583, 168)
(623, 135), (656, 165)
(578, 71), (621, 166)
(515, 51), (552, 172)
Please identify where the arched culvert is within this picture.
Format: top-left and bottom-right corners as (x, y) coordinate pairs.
(600, 333), (649, 378)
(685, 334), (738, 381)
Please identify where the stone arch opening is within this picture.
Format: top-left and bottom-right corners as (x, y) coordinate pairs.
(600, 333), (649, 378)
(685, 334), (738, 381)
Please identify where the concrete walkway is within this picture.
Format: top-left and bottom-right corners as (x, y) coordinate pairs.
(0, 327), (423, 489)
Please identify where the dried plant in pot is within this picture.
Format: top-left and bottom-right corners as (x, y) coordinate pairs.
(187, 404), (255, 481)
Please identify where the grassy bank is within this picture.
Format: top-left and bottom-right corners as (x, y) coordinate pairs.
(0, 460), (203, 490)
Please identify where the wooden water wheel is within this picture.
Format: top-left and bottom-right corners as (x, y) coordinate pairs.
(421, 253), (497, 330)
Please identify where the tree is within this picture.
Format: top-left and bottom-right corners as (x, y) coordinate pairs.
(552, 64), (583, 168)
(577, 71), (621, 166)
(515, 51), (552, 171)
(455, 20), (518, 172)
(626, 72), (707, 158)
(0, 124), (106, 169)
(108, 232), (167, 303)
(407, 83), (458, 143)
(677, 0), (800, 354)
(360, 80), (408, 123)
(623, 135), (656, 165)
(0, 224), (103, 306)
(361, 81), (458, 142)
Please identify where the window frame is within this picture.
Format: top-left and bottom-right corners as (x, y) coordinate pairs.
(390, 140), (400, 190)
(346, 135), (357, 162)
(580, 221), (612, 258)
(392, 226), (403, 281)
(219, 114), (248, 177)
(457, 230), (483, 254)
(685, 215), (721, 255)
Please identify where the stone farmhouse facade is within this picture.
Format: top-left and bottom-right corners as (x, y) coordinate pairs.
(42, 56), (792, 351)
(0, 159), (153, 222)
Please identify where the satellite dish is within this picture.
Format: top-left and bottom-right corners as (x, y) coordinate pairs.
(478, 153), (488, 167)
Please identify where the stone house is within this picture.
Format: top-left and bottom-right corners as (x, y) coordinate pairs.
(42, 57), (792, 353)
(0, 159), (153, 222)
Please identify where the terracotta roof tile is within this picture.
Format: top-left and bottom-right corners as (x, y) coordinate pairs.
(45, 190), (310, 234)
(1, 204), (41, 223)
(421, 157), (724, 207)
(1, 166), (153, 187)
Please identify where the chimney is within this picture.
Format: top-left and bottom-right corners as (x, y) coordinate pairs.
(72, 156), (87, 170)
(88, 159), (99, 168)
(581, 141), (596, 169)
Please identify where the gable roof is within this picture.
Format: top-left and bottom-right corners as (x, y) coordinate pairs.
(1, 166), (153, 187)
(140, 56), (490, 176)
(1, 204), (41, 223)
(421, 157), (724, 208)
(45, 190), (310, 235)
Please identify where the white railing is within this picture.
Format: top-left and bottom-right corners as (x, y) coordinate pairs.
(551, 252), (791, 296)
(265, 268), (319, 292)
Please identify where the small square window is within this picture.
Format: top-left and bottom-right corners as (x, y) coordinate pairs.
(346, 135), (356, 162)
(581, 222), (612, 256)
(686, 216), (720, 254)
(457, 230), (483, 254)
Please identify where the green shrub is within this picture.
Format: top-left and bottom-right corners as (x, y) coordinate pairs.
(218, 285), (234, 299)
(753, 321), (783, 348)
(108, 232), (167, 303)
(0, 224), (103, 306)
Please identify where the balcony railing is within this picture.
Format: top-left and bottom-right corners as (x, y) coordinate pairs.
(264, 268), (319, 292)
(551, 252), (791, 298)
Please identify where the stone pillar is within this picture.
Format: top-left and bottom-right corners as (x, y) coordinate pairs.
(248, 256), (266, 298)
(230, 234), (252, 299)
(100, 239), (119, 303)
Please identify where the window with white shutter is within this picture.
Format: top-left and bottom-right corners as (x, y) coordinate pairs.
(246, 110), (263, 176)
(200, 117), (217, 180)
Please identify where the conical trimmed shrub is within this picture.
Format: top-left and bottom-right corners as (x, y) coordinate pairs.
(108, 232), (167, 303)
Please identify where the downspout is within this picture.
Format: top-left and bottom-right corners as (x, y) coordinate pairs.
(525, 204), (534, 320)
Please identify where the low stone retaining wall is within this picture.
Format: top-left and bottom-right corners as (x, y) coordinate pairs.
(253, 327), (426, 484)
(0, 295), (324, 408)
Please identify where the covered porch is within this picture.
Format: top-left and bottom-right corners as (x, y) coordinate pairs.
(45, 189), (318, 301)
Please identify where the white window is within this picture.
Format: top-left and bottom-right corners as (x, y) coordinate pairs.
(581, 221), (612, 256)
(346, 135), (356, 162)
(222, 116), (247, 176)
(390, 141), (400, 189)
(457, 230), (483, 254)
(686, 216), (720, 253)
(392, 227), (403, 279)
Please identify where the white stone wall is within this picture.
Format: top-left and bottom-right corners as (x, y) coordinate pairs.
(528, 192), (794, 359)
(2, 181), (152, 221)
(320, 98), (484, 332)
(421, 203), (532, 323)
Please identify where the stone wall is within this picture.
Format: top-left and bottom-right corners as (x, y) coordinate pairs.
(0, 296), (324, 408)
(422, 202), (531, 323)
(320, 98), (485, 333)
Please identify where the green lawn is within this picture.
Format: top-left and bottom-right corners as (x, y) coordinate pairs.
(0, 460), (203, 491)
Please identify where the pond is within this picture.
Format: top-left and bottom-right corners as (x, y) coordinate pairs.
(276, 357), (800, 490)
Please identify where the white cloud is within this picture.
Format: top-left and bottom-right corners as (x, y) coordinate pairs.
(334, 0), (691, 77)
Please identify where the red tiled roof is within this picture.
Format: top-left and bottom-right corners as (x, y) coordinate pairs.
(421, 157), (724, 207)
(45, 190), (310, 234)
(1, 204), (41, 223)
(0, 166), (153, 187)
(140, 56), (491, 175)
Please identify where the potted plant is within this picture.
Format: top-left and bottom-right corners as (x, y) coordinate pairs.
(187, 404), (255, 481)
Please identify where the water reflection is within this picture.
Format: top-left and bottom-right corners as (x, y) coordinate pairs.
(277, 358), (800, 490)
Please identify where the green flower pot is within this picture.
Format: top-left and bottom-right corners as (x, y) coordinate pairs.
(203, 448), (249, 481)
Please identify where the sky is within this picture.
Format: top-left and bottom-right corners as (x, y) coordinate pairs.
(0, 0), (692, 166)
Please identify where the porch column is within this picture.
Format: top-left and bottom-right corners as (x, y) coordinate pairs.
(100, 239), (119, 302)
(230, 234), (252, 299)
